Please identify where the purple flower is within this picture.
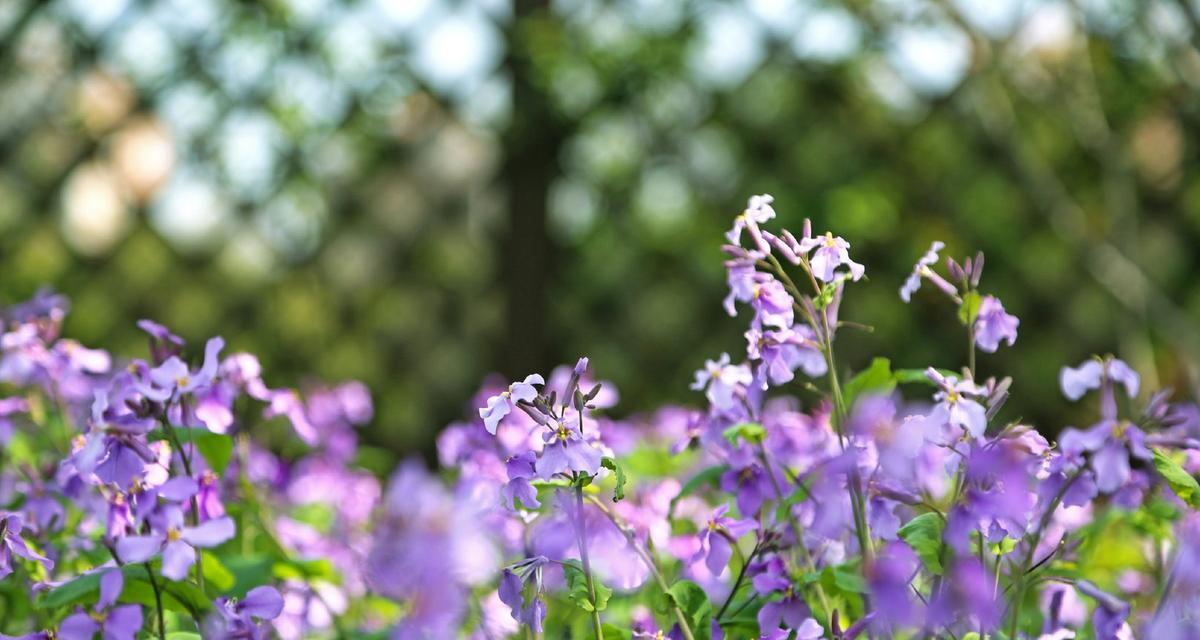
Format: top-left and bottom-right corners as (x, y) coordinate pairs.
(868, 541), (921, 630)
(1060, 357), (1139, 402)
(135, 336), (225, 404)
(751, 557), (815, 633)
(1075, 581), (1130, 640)
(498, 556), (550, 633)
(58, 569), (142, 640)
(0, 513), (53, 579)
(73, 386), (158, 489)
(900, 241), (945, 302)
(137, 319), (184, 365)
(689, 504), (756, 576)
(501, 451), (541, 510)
(798, 231), (865, 283)
(1039, 583), (1087, 633)
(691, 354), (753, 414)
(536, 418), (603, 479)
(974, 295), (1018, 353)
(479, 374), (544, 435)
(720, 457), (773, 517)
(211, 586), (284, 640)
(925, 368), (988, 438)
(726, 194), (776, 247)
(116, 505), (235, 580)
(745, 326), (826, 388)
(0, 396), (28, 445)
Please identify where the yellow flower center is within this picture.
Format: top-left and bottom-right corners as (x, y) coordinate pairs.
(166, 527), (182, 542)
(823, 232), (837, 248)
(176, 375), (189, 388)
(556, 424), (570, 442)
(89, 610), (107, 623)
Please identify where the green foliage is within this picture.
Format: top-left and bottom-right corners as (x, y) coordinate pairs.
(1152, 448), (1200, 508)
(662, 580), (714, 640)
(843, 357), (896, 408)
(601, 456), (628, 502)
(958, 290), (982, 326)
(563, 561), (613, 613)
(898, 512), (946, 575)
(669, 465), (726, 518)
(150, 427), (233, 474)
(722, 422), (766, 445)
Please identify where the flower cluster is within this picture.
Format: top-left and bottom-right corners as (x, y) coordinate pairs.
(2, 193), (1200, 640)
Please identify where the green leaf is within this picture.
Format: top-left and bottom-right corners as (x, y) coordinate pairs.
(562, 561), (613, 612)
(151, 426), (234, 474)
(722, 422), (765, 445)
(600, 457), (627, 502)
(223, 554), (275, 597)
(958, 291), (982, 326)
(166, 634), (203, 640)
(898, 512), (945, 575)
(601, 624), (633, 640)
(843, 357), (895, 408)
(666, 580), (714, 640)
(1153, 448), (1200, 508)
(200, 553), (235, 592)
(831, 567), (868, 594)
(893, 368), (955, 385)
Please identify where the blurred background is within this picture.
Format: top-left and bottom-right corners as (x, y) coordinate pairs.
(2, 0), (1200, 458)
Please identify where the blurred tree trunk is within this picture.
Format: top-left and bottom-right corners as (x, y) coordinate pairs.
(500, 0), (567, 376)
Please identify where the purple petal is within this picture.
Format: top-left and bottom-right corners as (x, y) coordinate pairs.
(57, 613), (99, 640)
(161, 541), (195, 581)
(706, 533), (732, 576)
(103, 604), (143, 640)
(116, 535), (163, 564)
(239, 585), (284, 620)
(98, 569), (124, 610)
(180, 516), (235, 548)
(157, 477), (199, 502)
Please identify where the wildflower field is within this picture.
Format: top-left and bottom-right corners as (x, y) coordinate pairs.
(1, 194), (1197, 639)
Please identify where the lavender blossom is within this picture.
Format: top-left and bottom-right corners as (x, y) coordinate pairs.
(58, 570), (142, 640)
(479, 374), (545, 435)
(974, 295), (1019, 352)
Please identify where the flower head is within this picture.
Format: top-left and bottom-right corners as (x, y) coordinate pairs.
(479, 374), (545, 435)
(974, 295), (1019, 353)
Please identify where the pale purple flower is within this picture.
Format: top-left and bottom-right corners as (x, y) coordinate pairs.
(720, 457), (773, 517)
(479, 374), (545, 435)
(726, 194), (776, 246)
(1040, 583), (1087, 633)
(501, 451), (541, 510)
(926, 368), (988, 438)
(690, 504), (756, 576)
(974, 295), (1019, 352)
(868, 542), (921, 629)
(900, 241), (945, 302)
(798, 232), (865, 283)
(211, 586), (284, 640)
(0, 396), (27, 445)
(498, 556), (550, 633)
(59, 569), (142, 640)
(1076, 580), (1130, 640)
(0, 513), (53, 579)
(691, 354), (753, 414)
(745, 327), (826, 387)
(137, 319), (184, 365)
(1060, 357), (1139, 402)
(116, 505), (235, 580)
(136, 336), (225, 404)
(536, 419), (603, 479)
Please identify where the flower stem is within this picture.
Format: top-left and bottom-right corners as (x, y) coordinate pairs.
(144, 562), (167, 640)
(757, 446), (831, 617)
(162, 422), (206, 594)
(574, 484), (605, 640)
(585, 495), (695, 640)
(1006, 471), (1079, 638)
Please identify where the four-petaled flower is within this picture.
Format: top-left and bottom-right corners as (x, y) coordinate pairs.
(480, 374), (545, 434)
(116, 505), (236, 580)
(59, 569), (142, 640)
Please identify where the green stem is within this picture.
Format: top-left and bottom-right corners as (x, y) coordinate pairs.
(144, 562), (167, 640)
(757, 447), (832, 616)
(574, 484), (605, 640)
(162, 423), (206, 594)
(1007, 471), (1079, 638)
(586, 496), (695, 640)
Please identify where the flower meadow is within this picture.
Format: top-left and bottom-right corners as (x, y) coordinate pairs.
(2, 196), (1200, 640)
